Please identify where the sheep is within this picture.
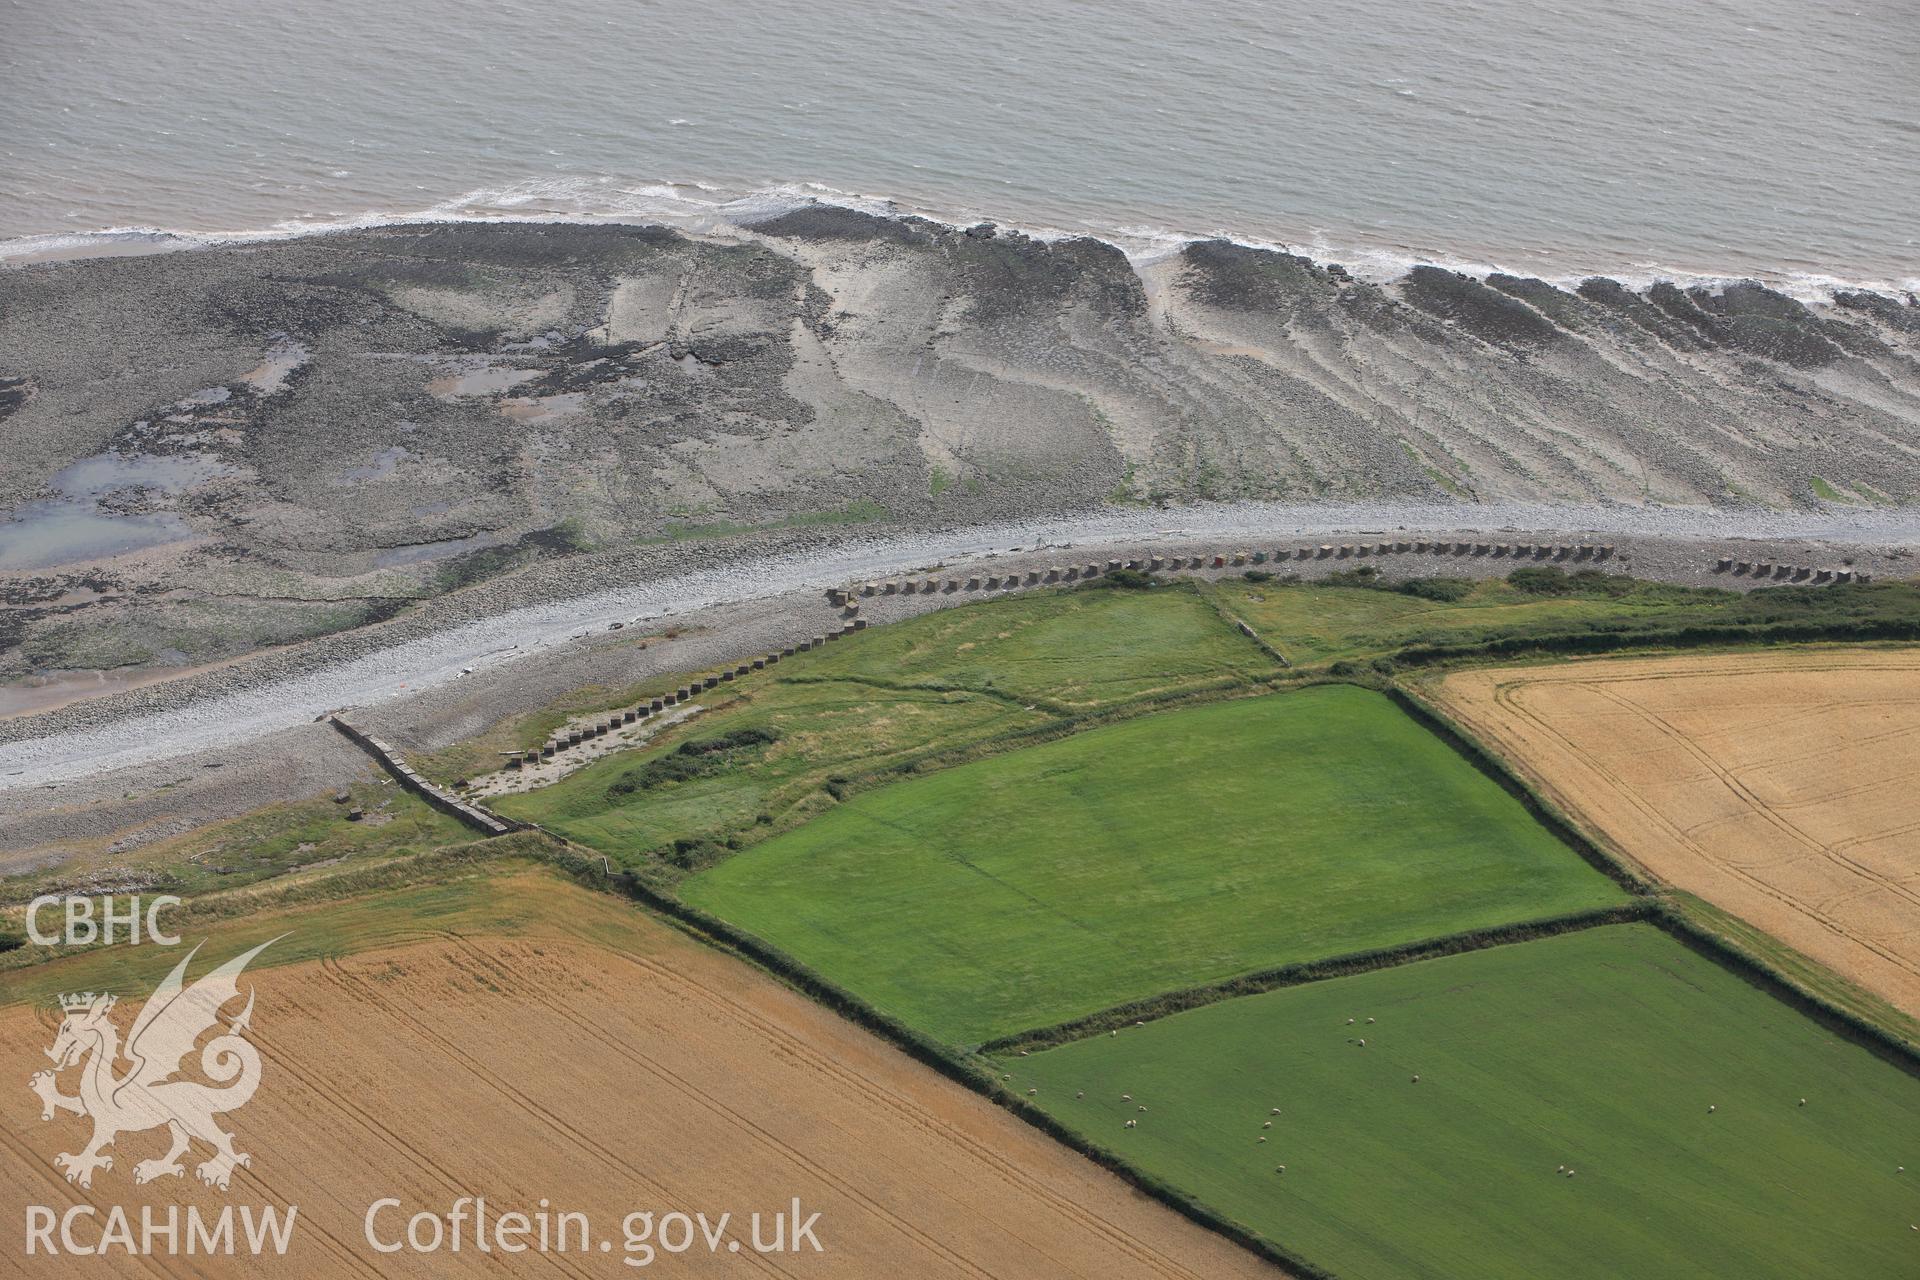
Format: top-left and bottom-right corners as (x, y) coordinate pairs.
(1798, 1098), (1807, 1107)
(1411, 1075), (1420, 1083)
(1556, 1165), (1566, 1174)
(1366, 1017), (1375, 1024)
(1270, 1108), (1281, 1115)
(1357, 1039), (1366, 1047)
(1346, 1018), (1355, 1025)
(1138, 1105), (1148, 1113)
(1027, 1088), (1037, 1096)
(1122, 1094), (1132, 1101)
(1258, 1137), (1267, 1143)
(1708, 1105), (1716, 1113)
(1262, 1121), (1273, 1129)
(1275, 1166), (1286, 1174)
(1124, 1120), (1137, 1129)
(1075, 1091), (1085, 1099)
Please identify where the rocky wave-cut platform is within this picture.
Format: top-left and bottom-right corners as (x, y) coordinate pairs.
(2, 212), (1917, 684)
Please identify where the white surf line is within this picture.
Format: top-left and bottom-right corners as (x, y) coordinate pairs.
(3, 500), (1916, 791)
(9, 189), (1918, 306)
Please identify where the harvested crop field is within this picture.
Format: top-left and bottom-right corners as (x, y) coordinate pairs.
(1010, 924), (1920, 1280)
(1436, 648), (1920, 1019)
(683, 686), (1626, 1044)
(0, 868), (1279, 1278)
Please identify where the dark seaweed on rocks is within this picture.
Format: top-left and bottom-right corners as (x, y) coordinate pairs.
(1687, 282), (1845, 368)
(750, 204), (941, 246)
(4, 212), (1920, 683)
(1398, 266), (1562, 348)
(1175, 240), (1405, 334)
(1833, 290), (1920, 334)
(949, 229), (1144, 322)
(0, 375), (30, 420)
(1485, 275), (1588, 331)
(1575, 277), (1709, 350)
(1178, 240), (1338, 317)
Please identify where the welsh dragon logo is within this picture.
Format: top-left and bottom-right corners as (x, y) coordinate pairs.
(29, 938), (279, 1192)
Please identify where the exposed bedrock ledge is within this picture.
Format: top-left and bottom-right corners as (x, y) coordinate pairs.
(2, 216), (1918, 680)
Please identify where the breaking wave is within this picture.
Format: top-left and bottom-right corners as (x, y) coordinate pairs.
(4, 176), (1916, 307)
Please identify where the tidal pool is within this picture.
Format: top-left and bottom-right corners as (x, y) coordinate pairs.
(0, 451), (226, 570)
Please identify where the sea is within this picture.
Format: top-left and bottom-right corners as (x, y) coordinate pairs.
(2, 0), (1917, 297)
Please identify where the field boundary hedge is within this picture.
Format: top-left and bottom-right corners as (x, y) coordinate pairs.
(1190, 577), (1296, 668)
(1645, 904), (1920, 1077)
(979, 903), (1654, 1056)
(646, 669), (1275, 875)
(1384, 684), (1653, 896)
(1387, 681), (1920, 1070)
(1388, 616), (1920, 668)
(514, 834), (1340, 1279)
(434, 600), (1919, 1278)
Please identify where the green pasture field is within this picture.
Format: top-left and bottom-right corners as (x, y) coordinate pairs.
(793, 581), (1275, 708)
(496, 583), (1270, 858)
(680, 685), (1626, 1043)
(1008, 923), (1920, 1280)
(1215, 577), (1716, 666)
(1214, 573), (1920, 668)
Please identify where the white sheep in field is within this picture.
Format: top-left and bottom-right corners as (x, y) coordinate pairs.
(1122, 1094), (1132, 1101)
(1027, 1088), (1037, 1096)
(1262, 1121), (1272, 1129)
(1270, 1107), (1281, 1115)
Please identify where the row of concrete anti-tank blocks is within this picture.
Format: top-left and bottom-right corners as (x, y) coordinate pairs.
(1710, 558), (1867, 584)
(511, 620), (870, 768)
(326, 715), (515, 836)
(827, 541), (1618, 605)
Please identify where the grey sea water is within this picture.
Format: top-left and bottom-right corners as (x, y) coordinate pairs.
(3, 0), (1917, 288)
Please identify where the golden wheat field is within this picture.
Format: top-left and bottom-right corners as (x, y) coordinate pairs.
(1436, 648), (1920, 1018)
(0, 871), (1277, 1278)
